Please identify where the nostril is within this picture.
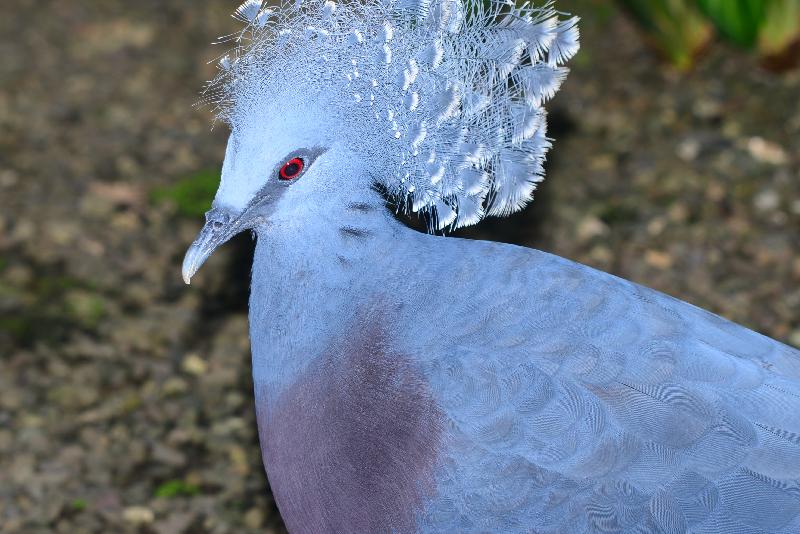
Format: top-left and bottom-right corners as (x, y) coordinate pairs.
(204, 208), (234, 229)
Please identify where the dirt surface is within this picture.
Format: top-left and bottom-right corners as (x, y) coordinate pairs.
(1, 0), (798, 532)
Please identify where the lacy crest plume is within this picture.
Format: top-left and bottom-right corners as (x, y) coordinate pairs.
(206, 0), (579, 230)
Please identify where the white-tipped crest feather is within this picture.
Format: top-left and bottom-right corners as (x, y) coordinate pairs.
(235, 0), (263, 22)
(548, 16), (580, 65)
(255, 8), (274, 27)
(206, 0), (578, 229)
(434, 198), (458, 229)
(322, 1), (337, 18)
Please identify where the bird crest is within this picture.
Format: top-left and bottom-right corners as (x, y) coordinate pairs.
(205, 0), (579, 230)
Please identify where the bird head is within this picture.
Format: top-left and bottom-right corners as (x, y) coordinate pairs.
(181, 94), (349, 284)
(182, 0), (579, 284)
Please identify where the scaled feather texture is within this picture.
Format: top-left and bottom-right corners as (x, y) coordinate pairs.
(181, 0), (800, 533)
(205, 0), (579, 230)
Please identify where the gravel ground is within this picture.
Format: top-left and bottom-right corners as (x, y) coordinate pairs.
(1, 0), (798, 532)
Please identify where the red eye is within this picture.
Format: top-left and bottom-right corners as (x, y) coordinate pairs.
(279, 157), (304, 180)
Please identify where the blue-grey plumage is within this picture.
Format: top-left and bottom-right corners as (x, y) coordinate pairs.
(242, 194), (800, 533)
(181, 0), (800, 532)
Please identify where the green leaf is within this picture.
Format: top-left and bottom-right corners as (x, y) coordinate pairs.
(154, 479), (200, 498)
(617, 0), (713, 69)
(758, 0), (800, 56)
(697, 0), (767, 47)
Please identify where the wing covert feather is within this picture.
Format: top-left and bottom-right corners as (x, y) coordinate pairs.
(410, 239), (800, 533)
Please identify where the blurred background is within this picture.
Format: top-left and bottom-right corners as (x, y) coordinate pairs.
(0, 0), (798, 532)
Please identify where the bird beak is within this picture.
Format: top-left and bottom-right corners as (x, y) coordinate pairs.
(181, 207), (240, 285)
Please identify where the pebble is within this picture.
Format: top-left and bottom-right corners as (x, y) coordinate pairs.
(162, 377), (190, 396)
(244, 507), (265, 529)
(182, 354), (208, 376)
(744, 137), (789, 165)
(154, 511), (198, 534)
(151, 443), (187, 467)
(645, 250), (673, 270)
(754, 189), (780, 212)
(576, 215), (608, 242)
(0, 169), (19, 188)
(122, 506), (155, 525)
(790, 331), (800, 349)
(676, 138), (700, 162)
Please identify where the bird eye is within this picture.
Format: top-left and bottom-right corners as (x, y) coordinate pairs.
(279, 157), (304, 180)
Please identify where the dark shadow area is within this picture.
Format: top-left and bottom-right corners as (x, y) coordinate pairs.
(198, 233), (255, 318)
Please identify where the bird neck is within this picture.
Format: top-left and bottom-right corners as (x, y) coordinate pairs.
(257, 183), (405, 262)
(248, 183), (419, 393)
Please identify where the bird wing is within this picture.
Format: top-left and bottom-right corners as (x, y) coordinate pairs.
(408, 238), (800, 533)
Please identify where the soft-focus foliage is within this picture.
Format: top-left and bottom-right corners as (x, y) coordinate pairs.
(759, 0), (800, 63)
(619, 0), (800, 70)
(696, 0), (766, 46)
(617, 0), (712, 70)
(152, 169), (221, 217)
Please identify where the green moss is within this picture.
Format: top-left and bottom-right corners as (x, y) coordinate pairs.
(121, 393), (142, 414)
(1, 274), (104, 346)
(64, 291), (107, 328)
(70, 499), (88, 512)
(35, 275), (84, 295)
(0, 316), (34, 341)
(151, 169), (220, 217)
(154, 479), (200, 498)
(596, 201), (640, 225)
(0, 280), (22, 299)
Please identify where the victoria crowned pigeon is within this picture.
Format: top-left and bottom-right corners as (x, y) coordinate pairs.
(181, 0), (800, 532)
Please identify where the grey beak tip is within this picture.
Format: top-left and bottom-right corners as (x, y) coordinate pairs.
(182, 206), (242, 287)
(181, 245), (200, 286)
(181, 262), (194, 286)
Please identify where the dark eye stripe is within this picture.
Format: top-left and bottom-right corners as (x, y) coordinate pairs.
(279, 157), (304, 180)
